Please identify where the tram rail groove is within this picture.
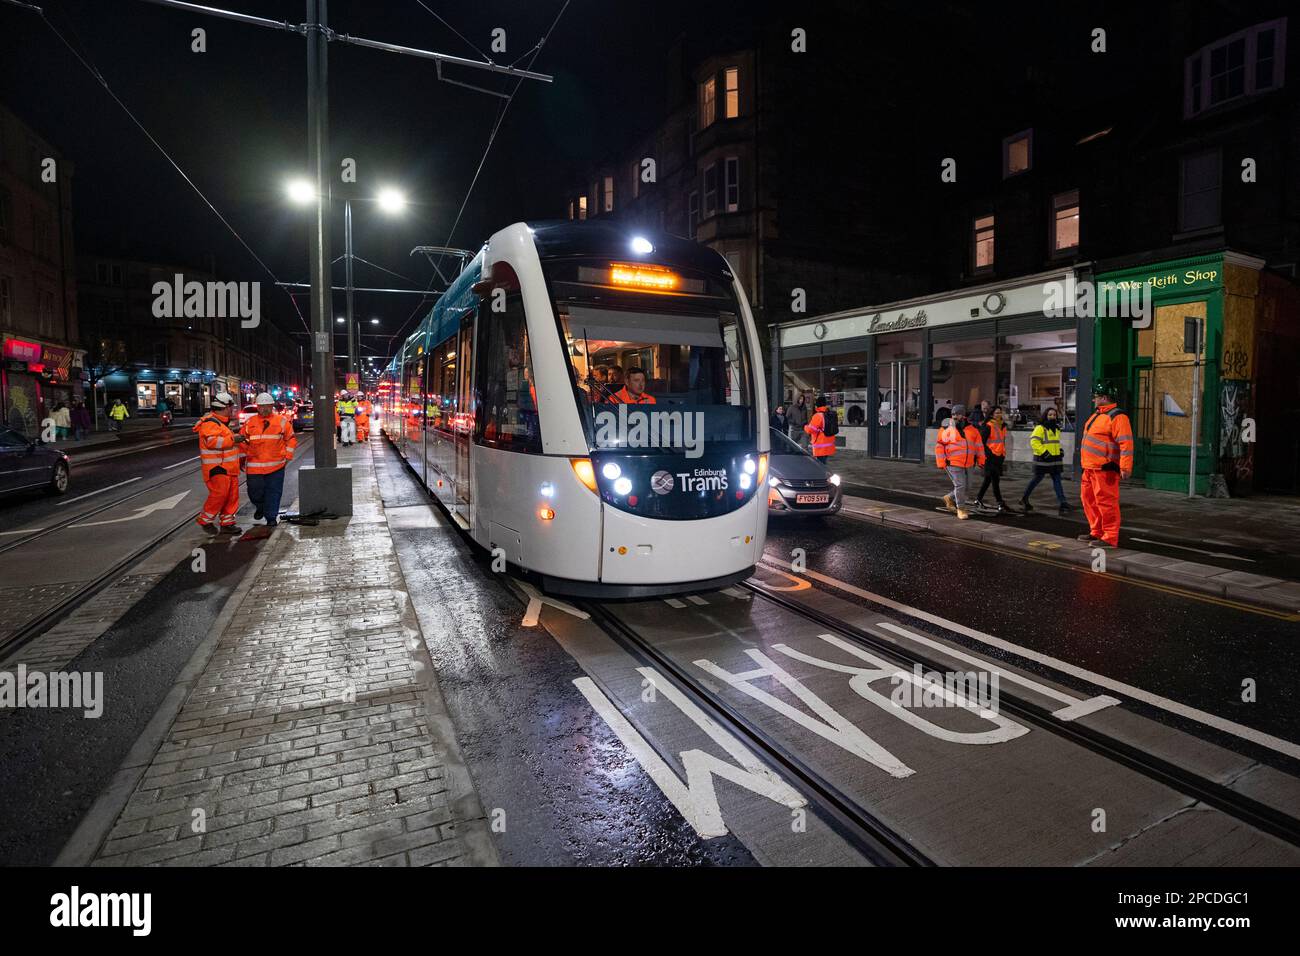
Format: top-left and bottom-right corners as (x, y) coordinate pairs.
(580, 600), (935, 867)
(742, 579), (1300, 851)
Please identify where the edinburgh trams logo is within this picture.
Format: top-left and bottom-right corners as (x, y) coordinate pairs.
(594, 404), (706, 459)
(650, 470), (675, 494)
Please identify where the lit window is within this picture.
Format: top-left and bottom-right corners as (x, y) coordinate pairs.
(1052, 190), (1080, 252)
(700, 76), (716, 129)
(1003, 130), (1032, 177)
(724, 68), (739, 118)
(1185, 18), (1287, 117)
(973, 215), (995, 270)
(703, 164), (718, 219)
(578, 195), (587, 221)
(724, 157), (740, 212)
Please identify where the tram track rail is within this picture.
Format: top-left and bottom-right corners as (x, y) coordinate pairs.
(741, 578), (1300, 852)
(580, 600), (935, 867)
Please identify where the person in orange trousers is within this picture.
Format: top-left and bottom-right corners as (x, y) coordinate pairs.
(355, 405), (370, 442)
(194, 392), (247, 534)
(1078, 381), (1135, 548)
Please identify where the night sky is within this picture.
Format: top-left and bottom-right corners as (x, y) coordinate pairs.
(1, 0), (1251, 357)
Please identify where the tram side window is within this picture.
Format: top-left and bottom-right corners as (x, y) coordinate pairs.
(474, 295), (542, 453)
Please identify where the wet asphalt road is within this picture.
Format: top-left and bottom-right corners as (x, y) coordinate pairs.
(0, 428), (199, 532)
(764, 512), (1300, 757)
(0, 450), (309, 865)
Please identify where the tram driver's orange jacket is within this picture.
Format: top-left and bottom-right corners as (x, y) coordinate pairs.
(241, 412), (297, 475)
(194, 412), (240, 480)
(934, 421), (985, 468)
(611, 386), (655, 404)
(1081, 403), (1134, 477)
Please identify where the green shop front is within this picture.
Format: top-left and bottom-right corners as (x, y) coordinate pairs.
(1094, 250), (1293, 496)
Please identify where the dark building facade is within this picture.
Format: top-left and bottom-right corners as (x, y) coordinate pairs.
(77, 255), (304, 420)
(0, 103), (83, 436)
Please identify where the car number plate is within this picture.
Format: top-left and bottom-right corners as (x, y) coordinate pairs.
(796, 493), (829, 504)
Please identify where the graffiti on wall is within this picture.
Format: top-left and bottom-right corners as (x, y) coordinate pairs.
(1219, 379), (1253, 489)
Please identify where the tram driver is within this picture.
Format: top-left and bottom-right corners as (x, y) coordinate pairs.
(611, 366), (656, 405)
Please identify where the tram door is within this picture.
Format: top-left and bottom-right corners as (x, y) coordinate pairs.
(872, 360), (922, 460)
(454, 308), (476, 520)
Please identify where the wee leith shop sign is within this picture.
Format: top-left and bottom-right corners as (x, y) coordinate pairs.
(1100, 267), (1219, 295)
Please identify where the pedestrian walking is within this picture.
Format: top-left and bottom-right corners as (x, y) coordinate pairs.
(770, 405), (789, 436)
(969, 400), (991, 428)
(51, 402), (71, 440)
(804, 394), (838, 459)
(934, 404), (985, 520)
(71, 401), (91, 441)
(787, 393), (810, 448)
(974, 405), (1016, 513)
(194, 392), (246, 534)
(1078, 381), (1134, 548)
(108, 398), (129, 432)
(1019, 407), (1071, 514)
(240, 392), (296, 539)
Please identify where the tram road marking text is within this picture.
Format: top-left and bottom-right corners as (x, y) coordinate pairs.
(574, 670), (805, 839)
(162, 455), (200, 470)
(516, 579), (588, 627)
(68, 491), (191, 529)
(762, 560), (1300, 761)
(56, 476), (141, 506)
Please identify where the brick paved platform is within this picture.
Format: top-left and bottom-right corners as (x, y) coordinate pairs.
(73, 441), (496, 867)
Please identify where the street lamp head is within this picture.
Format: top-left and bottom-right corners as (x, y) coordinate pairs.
(370, 318), (380, 325)
(336, 317), (345, 324)
(286, 178), (315, 205)
(376, 187), (406, 214)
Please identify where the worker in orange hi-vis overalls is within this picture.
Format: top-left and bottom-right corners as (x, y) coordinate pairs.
(355, 401), (371, 443)
(1078, 380), (1135, 548)
(194, 392), (247, 534)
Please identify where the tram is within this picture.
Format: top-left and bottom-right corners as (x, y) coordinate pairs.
(379, 221), (769, 597)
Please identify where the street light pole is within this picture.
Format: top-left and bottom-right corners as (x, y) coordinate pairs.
(344, 197), (357, 380)
(300, 0), (351, 514)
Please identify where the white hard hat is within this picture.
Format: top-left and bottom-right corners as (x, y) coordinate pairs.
(212, 392), (235, 409)
(255, 392), (274, 405)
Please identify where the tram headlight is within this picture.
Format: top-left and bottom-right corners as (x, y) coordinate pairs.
(613, 476), (633, 496)
(570, 458), (598, 493)
(601, 462), (622, 480)
(739, 473), (752, 490)
(743, 458), (756, 475)
(539, 482), (555, 498)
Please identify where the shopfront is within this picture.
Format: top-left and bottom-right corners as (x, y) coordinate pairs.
(1094, 250), (1291, 495)
(2, 335), (86, 437)
(774, 269), (1087, 470)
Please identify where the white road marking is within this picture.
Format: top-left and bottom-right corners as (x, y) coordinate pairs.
(56, 476), (141, 506)
(515, 579), (588, 628)
(1129, 538), (1255, 562)
(761, 560), (1300, 761)
(0, 527), (44, 536)
(69, 490), (191, 528)
(685, 595), (709, 606)
(720, 587), (749, 599)
(573, 672), (804, 840)
(664, 598), (687, 608)
(163, 455), (200, 470)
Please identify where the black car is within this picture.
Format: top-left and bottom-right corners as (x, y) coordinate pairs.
(766, 427), (843, 516)
(293, 401), (314, 431)
(0, 427), (70, 497)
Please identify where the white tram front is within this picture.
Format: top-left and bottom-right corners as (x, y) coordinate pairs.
(381, 221), (769, 597)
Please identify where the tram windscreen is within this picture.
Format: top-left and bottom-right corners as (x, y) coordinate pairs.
(557, 302), (756, 452)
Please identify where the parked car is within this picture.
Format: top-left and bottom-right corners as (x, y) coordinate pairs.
(766, 427), (842, 517)
(293, 402), (314, 431)
(0, 427), (70, 497)
(237, 404), (258, 429)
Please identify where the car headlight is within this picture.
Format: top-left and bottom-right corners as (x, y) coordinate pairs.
(829, 474), (841, 486)
(768, 476), (781, 488)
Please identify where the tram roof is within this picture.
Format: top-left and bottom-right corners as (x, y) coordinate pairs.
(525, 220), (732, 279)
